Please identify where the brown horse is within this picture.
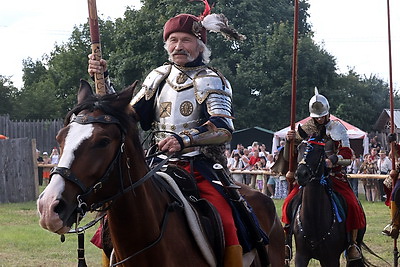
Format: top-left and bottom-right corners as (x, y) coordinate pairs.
(37, 80), (284, 266)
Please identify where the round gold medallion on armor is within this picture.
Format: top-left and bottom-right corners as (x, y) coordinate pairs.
(180, 101), (194, 117)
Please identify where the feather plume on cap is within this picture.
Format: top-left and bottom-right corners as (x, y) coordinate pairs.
(202, 13), (246, 41)
(189, 0), (246, 41)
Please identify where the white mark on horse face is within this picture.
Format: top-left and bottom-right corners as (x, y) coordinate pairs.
(39, 123), (94, 208)
(37, 122), (95, 233)
(58, 122), (94, 168)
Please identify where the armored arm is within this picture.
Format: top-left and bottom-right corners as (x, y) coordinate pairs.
(178, 70), (234, 148)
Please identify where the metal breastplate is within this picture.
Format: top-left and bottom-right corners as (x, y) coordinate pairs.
(154, 66), (207, 141)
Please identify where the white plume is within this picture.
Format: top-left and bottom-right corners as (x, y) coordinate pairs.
(201, 13), (246, 41)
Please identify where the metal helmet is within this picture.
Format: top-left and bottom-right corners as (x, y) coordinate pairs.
(309, 87), (330, 118)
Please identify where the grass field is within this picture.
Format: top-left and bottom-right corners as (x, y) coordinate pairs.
(0, 188), (396, 266)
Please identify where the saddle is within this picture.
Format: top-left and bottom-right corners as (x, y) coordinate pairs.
(162, 164), (225, 266)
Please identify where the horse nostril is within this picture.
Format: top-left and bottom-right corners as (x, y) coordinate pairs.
(54, 199), (66, 214)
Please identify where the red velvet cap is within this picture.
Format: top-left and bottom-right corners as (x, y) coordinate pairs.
(163, 14), (207, 44)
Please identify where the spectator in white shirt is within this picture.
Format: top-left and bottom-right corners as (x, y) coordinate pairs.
(377, 150), (392, 201)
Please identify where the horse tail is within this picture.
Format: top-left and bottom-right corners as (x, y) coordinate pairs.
(358, 241), (390, 267)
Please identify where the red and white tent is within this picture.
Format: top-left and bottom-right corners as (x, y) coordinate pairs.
(272, 115), (369, 155)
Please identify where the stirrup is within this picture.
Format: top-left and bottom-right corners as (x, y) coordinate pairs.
(284, 244), (292, 262)
(345, 244), (362, 262)
(382, 223), (400, 239)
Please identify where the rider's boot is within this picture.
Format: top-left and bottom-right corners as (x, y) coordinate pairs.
(346, 229), (362, 262)
(224, 245), (243, 267)
(102, 251), (109, 267)
(383, 201), (400, 238)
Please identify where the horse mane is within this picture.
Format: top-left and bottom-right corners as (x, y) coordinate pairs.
(65, 92), (136, 134)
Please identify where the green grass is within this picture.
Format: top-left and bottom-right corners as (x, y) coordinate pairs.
(273, 194), (393, 266)
(0, 188), (395, 266)
(0, 186), (101, 267)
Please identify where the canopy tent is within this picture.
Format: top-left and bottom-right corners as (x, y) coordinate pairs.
(272, 115), (369, 156)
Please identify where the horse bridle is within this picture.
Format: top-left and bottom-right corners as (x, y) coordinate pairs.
(297, 139), (326, 183)
(296, 138), (338, 250)
(53, 113), (178, 267)
(50, 114), (126, 216)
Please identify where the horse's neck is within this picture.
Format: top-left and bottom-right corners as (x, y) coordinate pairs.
(105, 142), (165, 249)
(106, 175), (166, 255)
(106, 171), (203, 265)
(301, 181), (333, 228)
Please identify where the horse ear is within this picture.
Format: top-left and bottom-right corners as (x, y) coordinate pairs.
(114, 80), (139, 107)
(77, 79), (94, 104)
(298, 125), (308, 140)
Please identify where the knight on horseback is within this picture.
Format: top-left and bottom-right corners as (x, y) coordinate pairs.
(87, 4), (266, 266)
(279, 88), (366, 262)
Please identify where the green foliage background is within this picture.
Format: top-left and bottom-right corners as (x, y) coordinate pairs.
(0, 0), (398, 132)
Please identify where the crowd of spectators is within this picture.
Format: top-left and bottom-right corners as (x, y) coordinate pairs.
(228, 135), (392, 202)
(226, 142), (288, 199)
(347, 136), (390, 202)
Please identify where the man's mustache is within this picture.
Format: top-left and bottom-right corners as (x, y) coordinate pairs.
(172, 50), (190, 56)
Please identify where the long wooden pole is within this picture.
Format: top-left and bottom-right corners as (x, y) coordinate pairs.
(386, 0), (399, 265)
(286, 0), (300, 190)
(87, 0), (106, 95)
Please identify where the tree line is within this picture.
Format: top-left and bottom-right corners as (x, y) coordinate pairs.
(0, 0), (398, 132)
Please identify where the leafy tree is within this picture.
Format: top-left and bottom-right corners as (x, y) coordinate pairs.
(5, 0), (398, 135)
(15, 20), (116, 119)
(0, 76), (18, 116)
(332, 71), (393, 131)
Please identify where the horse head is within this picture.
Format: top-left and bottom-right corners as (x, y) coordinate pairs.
(295, 125), (328, 187)
(37, 79), (141, 234)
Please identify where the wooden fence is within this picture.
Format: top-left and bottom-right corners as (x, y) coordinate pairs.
(230, 170), (388, 179)
(0, 138), (38, 203)
(0, 114), (63, 154)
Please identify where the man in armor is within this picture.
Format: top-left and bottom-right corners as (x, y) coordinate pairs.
(281, 88), (366, 261)
(89, 10), (246, 267)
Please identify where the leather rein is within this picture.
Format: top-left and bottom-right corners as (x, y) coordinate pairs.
(296, 139), (337, 250)
(297, 139), (326, 183)
(53, 113), (175, 266)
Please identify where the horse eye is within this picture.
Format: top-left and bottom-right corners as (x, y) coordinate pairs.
(97, 138), (111, 148)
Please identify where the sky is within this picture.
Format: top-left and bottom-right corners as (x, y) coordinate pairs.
(0, 0), (399, 91)
(308, 0), (400, 91)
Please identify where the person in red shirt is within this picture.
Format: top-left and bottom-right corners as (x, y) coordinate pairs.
(248, 149), (261, 168)
(248, 150), (261, 188)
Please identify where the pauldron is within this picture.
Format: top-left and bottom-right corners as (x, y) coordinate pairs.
(130, 64), (172, 105)
(326, 120), (350, 147)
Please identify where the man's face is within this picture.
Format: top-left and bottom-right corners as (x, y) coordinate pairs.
(314, 115), (327, 125)
(166, 32), (203, 66)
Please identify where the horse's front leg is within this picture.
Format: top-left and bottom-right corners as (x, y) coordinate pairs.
(294, 251), (311, 267)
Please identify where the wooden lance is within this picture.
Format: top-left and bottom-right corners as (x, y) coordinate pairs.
(286, 0), (300, 191)
(87, 0), (106, 95)
(386, 0), (399, 265)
